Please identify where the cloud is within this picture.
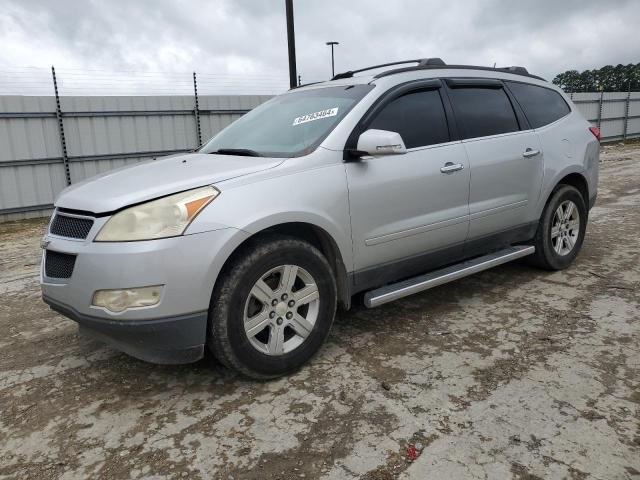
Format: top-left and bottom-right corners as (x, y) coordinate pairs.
(0, 0), (637, 95)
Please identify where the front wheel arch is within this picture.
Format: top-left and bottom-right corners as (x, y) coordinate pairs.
(213, 222), (351, 312)
(207, 234), (338, 378)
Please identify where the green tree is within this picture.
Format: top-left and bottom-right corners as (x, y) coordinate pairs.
(553, 62), (639, 92)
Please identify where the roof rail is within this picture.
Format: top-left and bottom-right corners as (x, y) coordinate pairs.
(374, 64), (543, 81)
(331, 58), (544, 82)
(331, 58), (445, 80)
(500, 66), (529, 76)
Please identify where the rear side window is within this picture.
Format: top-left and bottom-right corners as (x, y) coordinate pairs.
(506, 81), (571, 128)
(368, 89), (449, 149)
(447, 87), (520, 139)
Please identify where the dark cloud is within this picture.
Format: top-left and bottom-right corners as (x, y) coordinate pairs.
(0, 0), (638, 93)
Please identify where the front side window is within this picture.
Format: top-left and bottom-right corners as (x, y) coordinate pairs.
(368, 89), (450, 149)
(506, 81), (571, 128)
(200, 84), (373, 158)
(448, 87), (520, 139)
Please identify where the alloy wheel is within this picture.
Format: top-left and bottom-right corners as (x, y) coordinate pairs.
(243, 264), (320, 356)
(551, 200), (580, 256)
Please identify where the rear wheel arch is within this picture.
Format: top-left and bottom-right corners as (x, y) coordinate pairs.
(538, 171), (590, 219)
(529, 184), (587, 270)
(556, 172), (589, 209)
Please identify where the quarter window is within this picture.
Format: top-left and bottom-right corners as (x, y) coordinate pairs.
(368, 89), (450, 149)
(447, 87), (520, 139)
(506, 81), (571, 128)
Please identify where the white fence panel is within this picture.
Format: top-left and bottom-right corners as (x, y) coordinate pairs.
(1, 90), (639, 223)
(0, 94), (271, 221)
(571, 91), (640, 142)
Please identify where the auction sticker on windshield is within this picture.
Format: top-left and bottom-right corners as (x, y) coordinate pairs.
(292, 108), (339, 126)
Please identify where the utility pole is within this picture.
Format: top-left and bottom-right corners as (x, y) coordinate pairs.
(285, 0), (297, 89)
(326, 41), (339, 78)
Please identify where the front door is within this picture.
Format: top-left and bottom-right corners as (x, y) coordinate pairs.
(345, 87), (470, 290)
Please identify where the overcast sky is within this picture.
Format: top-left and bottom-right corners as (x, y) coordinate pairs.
(0, 0), (638, 95)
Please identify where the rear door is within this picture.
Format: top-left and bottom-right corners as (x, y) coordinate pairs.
(345, 82), (470, 290)
(445, 79), (544, 253)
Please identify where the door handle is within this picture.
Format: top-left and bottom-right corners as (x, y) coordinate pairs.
(440, 162), (464, 174)
(522, 148), (540, 158)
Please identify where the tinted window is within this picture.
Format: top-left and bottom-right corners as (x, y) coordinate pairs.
(506, 81), (571, 128)
(368, 89), (449, 148)
(448, 87), (520, 139)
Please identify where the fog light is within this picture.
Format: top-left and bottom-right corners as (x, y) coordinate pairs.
(92, 285), (163, 313)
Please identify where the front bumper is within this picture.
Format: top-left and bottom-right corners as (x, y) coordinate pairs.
(41, 225), (250, 364)
(44, 295), (208, 364)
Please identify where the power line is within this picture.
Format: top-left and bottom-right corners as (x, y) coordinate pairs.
(0, 66), (290, 96)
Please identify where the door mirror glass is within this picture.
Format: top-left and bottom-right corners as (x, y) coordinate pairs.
(356, 129), (407, 156)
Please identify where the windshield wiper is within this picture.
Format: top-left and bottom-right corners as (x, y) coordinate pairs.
(209, 148), (262, 157)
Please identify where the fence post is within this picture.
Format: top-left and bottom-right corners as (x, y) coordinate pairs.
(193, 71), (202, 147)
(622, 82), (631, 141)
(51, 66), (71, 186)
(596, 90), (604, 130)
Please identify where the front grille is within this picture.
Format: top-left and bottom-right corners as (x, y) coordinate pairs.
(50, 214), (94, 239)
(45, 251), (76, 279)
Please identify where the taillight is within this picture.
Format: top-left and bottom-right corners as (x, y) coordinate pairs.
(589, 126), (601, 142)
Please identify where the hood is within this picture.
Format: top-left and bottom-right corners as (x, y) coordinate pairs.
(55, 153), (284, 213)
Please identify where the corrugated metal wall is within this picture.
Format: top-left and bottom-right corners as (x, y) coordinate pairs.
(1, 91), (639, 222)
(0, 94), (271, 222)
(569, 92), (640, 142)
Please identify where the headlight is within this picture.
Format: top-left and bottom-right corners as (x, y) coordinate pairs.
(95, 186), (219, 241)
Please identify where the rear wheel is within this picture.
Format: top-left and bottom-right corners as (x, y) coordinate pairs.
(529, 184), (587, 270)
(208, 236), (337, 379)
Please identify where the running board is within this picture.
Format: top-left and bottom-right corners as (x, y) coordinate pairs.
(363, 245), (535, 308)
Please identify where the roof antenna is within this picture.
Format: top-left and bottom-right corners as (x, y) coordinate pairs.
(493, 62), (496, 68)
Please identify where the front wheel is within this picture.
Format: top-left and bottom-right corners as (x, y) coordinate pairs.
(208, 236), (337, 379)
(529, 184), (587, 270)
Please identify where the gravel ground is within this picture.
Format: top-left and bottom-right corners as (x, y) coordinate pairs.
(1, 143), (639, 480)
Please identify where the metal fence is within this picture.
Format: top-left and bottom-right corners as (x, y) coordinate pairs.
(569, 91), (640, 142)
(1, 89), (639, 222)
(0, 92), (272, 222)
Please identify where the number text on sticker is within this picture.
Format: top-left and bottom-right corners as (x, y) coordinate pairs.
(292, 108), (339, 126)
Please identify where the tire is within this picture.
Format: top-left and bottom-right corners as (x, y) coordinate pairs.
(529, 184), (587, 270)
(207, 235), (337, 379)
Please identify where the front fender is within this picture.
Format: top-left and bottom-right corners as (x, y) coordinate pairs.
(186, 163), (354, 273)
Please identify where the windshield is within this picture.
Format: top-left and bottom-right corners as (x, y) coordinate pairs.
(199, 84), (374, 158)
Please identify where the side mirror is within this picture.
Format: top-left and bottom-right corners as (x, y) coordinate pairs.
(355, 129), (407, 157)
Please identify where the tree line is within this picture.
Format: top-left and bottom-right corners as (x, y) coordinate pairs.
(552, 63), (640, 92)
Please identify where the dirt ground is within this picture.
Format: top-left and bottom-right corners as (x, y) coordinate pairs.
(1, 143), (639, 480)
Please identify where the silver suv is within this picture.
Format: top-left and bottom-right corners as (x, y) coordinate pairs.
(41, 58), (600, 378)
